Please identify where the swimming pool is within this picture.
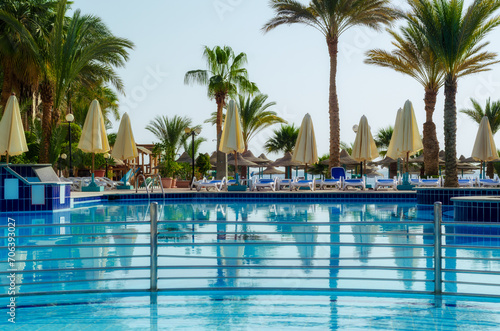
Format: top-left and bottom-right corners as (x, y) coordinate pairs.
(2, 201), (500, 329)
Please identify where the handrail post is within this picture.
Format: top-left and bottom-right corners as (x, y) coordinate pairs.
(434, 201), (442, 295)
(150, 202), (158, 292)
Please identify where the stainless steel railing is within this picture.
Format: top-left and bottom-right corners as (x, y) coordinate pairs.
(3, 201), (500, 299)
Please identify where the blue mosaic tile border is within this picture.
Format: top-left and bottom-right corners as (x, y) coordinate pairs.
(454, 200), (500, 222)
(416, 188), (500, 206)
(73, 192), (417, 204)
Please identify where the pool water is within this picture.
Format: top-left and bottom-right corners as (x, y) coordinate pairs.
(1, 201), (500, 329)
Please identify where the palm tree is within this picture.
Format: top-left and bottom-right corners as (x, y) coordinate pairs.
(183, 135), (207, 159)
(0, 0), (134, 162)
(365, 24), (443, 176)
(374, 126), (397, 177)
(405, 0), (500, 187)
(184, 45), (258, 178)
(460, 98), (500, 178)
(71, 83), (120, 129)
(374, 126), (394, 157)
(265, 124), (299, 154)
(0, 0), (58, 110)
(146, 115), (194, 157)
(205, 93), (286, 151)
(263, 0), (397, 170)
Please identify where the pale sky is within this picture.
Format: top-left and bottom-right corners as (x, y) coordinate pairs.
(74, 0), (500, 159)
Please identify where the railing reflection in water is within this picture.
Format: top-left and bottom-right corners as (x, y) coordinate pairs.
(1, 201), (500, 299)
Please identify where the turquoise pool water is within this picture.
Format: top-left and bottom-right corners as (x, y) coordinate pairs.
(1, 201), (500, 329)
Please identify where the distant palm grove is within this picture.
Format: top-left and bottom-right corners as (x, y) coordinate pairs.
(1, 0), (500, 187)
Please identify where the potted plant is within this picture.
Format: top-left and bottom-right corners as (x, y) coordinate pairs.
(175, 163), (191, 188)
(158, 153), (181, 188)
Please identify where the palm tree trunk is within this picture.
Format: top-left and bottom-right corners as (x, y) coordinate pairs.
(39, 79), (53, 164)
(215, 93), (226, 179)
(486, 162), (494, 179)
(423, 89), (439, 176)
(327, 37), (340, 169)
(443, 76), (458, 187)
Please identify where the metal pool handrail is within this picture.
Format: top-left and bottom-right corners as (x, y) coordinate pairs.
(135, 173), (149, 199)
(6, 201), (500, 299)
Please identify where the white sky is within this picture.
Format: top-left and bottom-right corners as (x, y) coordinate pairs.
(73, 0), (500, 159)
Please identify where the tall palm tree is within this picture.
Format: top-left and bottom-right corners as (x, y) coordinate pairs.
(263, 0), (397, 170)
(184, 45), (258, 178)
(460, 98), (500, 178)
(205, 93), (286, 151)
(265, 124), (299, 154)
(0, 0), (134, 163)
(405, 0), (500, 187)
(365, 24), (443, 176)
(146, 115), (193, 156)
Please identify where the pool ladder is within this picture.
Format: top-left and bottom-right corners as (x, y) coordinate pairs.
(135, 174), (165, 200)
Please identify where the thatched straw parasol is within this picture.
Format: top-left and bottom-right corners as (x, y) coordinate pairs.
(242, 150), (267, 164)
(227, 153), (258, 167)
(270, 152), (304, 167)
(262, 166), (285, 175)
(176, 151), (193, 164)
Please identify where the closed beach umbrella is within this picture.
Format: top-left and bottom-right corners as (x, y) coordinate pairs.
(387, 100), (423, 174)
(352, 115), (379, 175)
(292, 113), (318, 177)
(111, 112), (138, 161)
(471, 116), (499, 178)
(219, 100), (245, 176)
(0, 94), (28, 163)
(386, 108), (403, 160)
(78, 100), (110, 183)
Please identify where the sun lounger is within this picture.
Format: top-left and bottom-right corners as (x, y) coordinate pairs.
(458, 177), (474, 187)
(343, 177), (365, 190)
(251, 177), (277, 191)
(417, 177), (441, 187)
(290, 178), (316, 191)
(195, 177), (227, 191)
(477, 175), (500, 187)
(321, 167), (345, 190)
(277, 178), (293, 190)
(374, 176), (398, 191)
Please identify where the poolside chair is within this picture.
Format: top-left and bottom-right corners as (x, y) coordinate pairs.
(290, 178), (316, 191)
(277, 178), (293, 190)
(458, 177), (474, 187)
(374, 176), (398, 191)
(250, 177), (277, 191)
(417, 177), (442, 187)
(321, 167), (344, 190)
(343, 177), (365, 190)
(195, 177), (227, 191)
(477, 175), (500, 187)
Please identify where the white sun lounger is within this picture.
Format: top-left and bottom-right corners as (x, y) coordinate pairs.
(477, 175), (500, 187)
(458, 177), (474, 187)
(251, 177), (277, 191)
(343, 178), (365, 190)
(417, 177), (441, 187)
(195, 177), (227, 191)
(374, 177), (398, 191)
(277, 178), (293, 190)
(290, 178), (316, 191)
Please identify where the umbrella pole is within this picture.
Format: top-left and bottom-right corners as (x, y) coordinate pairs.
(6, 153), (9, 164)
(234, 151), (238, 183)
(305, 164), (308, 180)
